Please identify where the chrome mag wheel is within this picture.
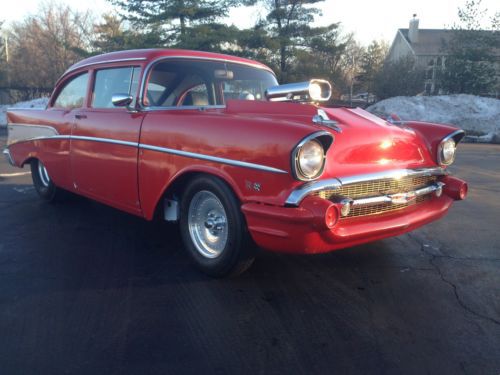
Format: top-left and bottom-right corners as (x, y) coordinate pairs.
(188, 190), (228, 259)
(37, 161), (51, 187)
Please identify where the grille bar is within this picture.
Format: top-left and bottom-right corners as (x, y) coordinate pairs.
(312, 175), (439, 218)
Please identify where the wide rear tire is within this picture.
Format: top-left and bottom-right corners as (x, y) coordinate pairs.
(30, 159), (61, 202)
(180, 175), (255, 277)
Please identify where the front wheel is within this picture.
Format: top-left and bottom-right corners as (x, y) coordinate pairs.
(180, 175), (255, 277)
(30, 159), (61, 202)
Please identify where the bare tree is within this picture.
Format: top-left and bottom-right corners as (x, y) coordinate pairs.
(7, 2), (94, 89)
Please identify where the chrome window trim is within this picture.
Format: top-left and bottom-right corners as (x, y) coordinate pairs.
(139, 56), (276, 111)
(63, 57), (148, 75)
(285, 167), (448, 206)
(6, 133), (286, 175)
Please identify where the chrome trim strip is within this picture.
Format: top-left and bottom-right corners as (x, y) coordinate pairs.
(71, 135), (138, 148)
(138, 56), (275, 111)
(139, 143), (287, 174)
(8, 132), (286, 174)
(64, 57), (147, 75)
(285, 167), (448, 206)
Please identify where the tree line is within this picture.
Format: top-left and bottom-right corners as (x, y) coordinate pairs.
(0, 0), (498, 102)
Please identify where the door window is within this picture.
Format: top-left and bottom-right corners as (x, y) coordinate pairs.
(53, 73), (89, 110)
(92, 67), (141, 108)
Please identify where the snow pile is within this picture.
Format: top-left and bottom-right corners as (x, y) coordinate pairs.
(0, 98), (49, 127)
(367, 95), (500, 143)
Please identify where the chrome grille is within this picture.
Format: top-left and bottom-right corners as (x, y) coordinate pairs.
(312, 175), (437, 218)
(348, 195), (430, 218)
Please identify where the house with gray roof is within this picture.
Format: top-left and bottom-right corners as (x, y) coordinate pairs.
(387, 16), (500, 95)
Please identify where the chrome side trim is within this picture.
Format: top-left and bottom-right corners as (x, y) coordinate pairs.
(285, 167), (448, 206)
(142, 105), (226, 112)
(3, 148), (15, 166)
(139, 143), (287, 174)
(64, 57), (147, 75)
(7, 133), (287, 174)
(71, 135), (138, 148)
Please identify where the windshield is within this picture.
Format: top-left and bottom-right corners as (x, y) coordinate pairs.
(144, 60), (277, 107)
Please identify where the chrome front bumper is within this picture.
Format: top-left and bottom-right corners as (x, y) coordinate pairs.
(348, 182), (445, 208)
(286, 167), (447, 206)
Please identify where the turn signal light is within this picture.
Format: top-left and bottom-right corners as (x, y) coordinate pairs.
(325, 205), (339, 228)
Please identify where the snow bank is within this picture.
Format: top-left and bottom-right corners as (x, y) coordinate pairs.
(367, 95), (500, 143)
(0, 98), (49, 127)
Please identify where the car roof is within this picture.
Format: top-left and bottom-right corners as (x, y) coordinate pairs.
(64, 49), (273, 76)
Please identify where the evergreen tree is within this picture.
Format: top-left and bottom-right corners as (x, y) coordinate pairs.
(439, 0), (499, 94)
(93, 14), (163, 53)
(373, 56), (425, 99)
(358, 40), (388, 93)
(254, 0), (338, 82)
(109, 0), (242, 48)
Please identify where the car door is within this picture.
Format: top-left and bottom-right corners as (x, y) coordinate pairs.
(71, 65), (145, 215)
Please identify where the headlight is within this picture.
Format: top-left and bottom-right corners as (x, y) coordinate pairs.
(438, 138), (456, 165)
(294, 139), (326, 180)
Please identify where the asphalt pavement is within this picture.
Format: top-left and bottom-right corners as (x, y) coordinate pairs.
(0, 131), (499, 375)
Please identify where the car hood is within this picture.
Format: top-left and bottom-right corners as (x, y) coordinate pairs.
(225, 100), (437, 178)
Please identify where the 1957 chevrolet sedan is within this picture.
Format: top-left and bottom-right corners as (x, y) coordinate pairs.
(3, 49), (468, 276)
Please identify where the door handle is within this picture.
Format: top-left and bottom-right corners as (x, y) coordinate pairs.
(75, 114), (87, 120)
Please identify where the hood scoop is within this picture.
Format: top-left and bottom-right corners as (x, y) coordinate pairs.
(312, 109), (342, 133)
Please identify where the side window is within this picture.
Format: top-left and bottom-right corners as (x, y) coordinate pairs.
(144, 61), (214, 107)
(179, 83), (209, 106)
(92, 66), (141, 108)
(53, 73), (89, 110)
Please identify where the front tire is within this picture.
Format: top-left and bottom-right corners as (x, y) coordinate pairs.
(180, 175), (255, 277)
(30, 159), (61, 202)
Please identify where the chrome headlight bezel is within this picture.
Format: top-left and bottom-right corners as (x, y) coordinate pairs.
(438, 138), (456, 165)
(437, 130), (465, 166)
(292, 131), (333, 181)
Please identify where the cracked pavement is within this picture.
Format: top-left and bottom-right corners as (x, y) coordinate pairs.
(0, 131), (499, 375)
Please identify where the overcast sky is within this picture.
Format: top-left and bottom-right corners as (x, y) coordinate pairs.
(1, 0), (498, 45)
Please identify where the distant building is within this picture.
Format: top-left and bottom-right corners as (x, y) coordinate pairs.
(386, 15), (500, 95)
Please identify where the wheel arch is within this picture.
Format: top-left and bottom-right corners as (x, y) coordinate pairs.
(148, 165), (244, 221)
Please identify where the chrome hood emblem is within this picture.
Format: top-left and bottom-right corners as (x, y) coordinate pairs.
(312, 109), (342, 133)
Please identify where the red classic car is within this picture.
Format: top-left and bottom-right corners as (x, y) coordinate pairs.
(3, 49), (467, 276)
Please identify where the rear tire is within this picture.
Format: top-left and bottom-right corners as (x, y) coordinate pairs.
(180, 175), (255, 277)
(30, 159), (61, 202)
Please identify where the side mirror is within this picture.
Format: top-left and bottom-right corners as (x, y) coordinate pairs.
(112, 94), (133, 108)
